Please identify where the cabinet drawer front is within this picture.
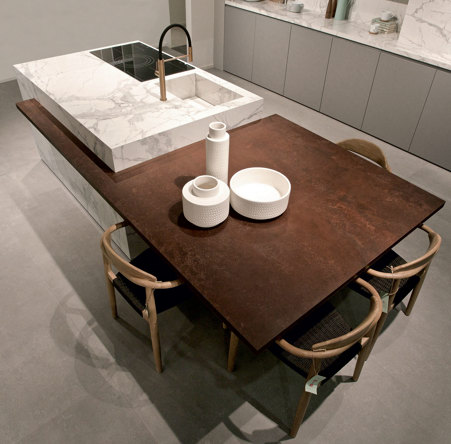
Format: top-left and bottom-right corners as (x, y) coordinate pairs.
(252, 15), (291, 94)
(224, 6), (256, 80)
(410, 70), (451, 170)
(362, 53), (435, 150)
(321, 38), (379, 128)
(284, 26), (332, 110)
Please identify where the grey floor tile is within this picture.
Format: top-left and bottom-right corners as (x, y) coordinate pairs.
(16, 395), (157, 444)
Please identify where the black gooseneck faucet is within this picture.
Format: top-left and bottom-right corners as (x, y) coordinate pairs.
(156, 24), (193, 101)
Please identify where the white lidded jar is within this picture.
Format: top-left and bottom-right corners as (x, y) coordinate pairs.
(205, 121), (229, 184)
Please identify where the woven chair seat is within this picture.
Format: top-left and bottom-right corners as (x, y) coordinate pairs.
(113, 248), (191, 316)
(270, 302), (362, 381)
(352, 250), (420, 307)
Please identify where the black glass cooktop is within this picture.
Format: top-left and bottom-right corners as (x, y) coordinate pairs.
(90, 42), (194, 82)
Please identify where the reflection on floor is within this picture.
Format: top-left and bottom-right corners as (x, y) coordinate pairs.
(1, 71), (450, 443)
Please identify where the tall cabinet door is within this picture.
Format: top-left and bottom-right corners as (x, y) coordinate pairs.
(284, 26), (332, 110)
(362, 53), (435, 150)
(409, 70), (451, 170)
(321, 38), (379, 128)
(251, 15), (291, 94)
(223, 6), (256, 81)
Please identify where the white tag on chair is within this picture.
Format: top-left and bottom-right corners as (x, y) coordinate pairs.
(305, 375), (326, 395)
(380, 292), (389, 313)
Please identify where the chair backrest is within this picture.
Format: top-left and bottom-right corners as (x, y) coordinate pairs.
(367, 224), (441, 281)
(276, 278), (382, 360)
(101, 221), (158, 287)
(338, 139), (392, 172)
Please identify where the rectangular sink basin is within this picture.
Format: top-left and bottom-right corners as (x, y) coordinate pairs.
(166, 73), (243, 108)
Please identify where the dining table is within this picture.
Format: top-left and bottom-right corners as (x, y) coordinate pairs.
(17, 100), (445, 352)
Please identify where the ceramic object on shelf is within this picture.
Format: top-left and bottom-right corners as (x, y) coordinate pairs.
(230, 167), (291, 220)
(325, 0), (337, 18)
(369, 23), (380, 34)
(287, 2), (304, 13)
(370, 17), (398, 34)
(334, 0), (350, 20)
(206, 121), (229, 184)
(182, 175), (230, 228)
(380, 10), (394, 22)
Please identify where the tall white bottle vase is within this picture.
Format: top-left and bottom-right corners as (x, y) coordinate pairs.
(205, 122), (229, 184)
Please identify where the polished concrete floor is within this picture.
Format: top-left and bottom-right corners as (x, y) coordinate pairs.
(1, 72), (450, 443)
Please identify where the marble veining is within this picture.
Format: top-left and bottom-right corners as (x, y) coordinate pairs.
(226, 0), (451, 70)
(399, 0), (451, 58)
(14, 42), (263, 172)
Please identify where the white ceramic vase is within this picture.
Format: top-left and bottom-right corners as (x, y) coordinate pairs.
(206, 122), (229, 184)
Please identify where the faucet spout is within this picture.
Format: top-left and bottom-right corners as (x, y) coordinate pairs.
(156, 24), (193, 101)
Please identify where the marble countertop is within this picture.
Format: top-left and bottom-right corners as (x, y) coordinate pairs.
(14, 41), (263, 171)
(225, 0), (451, 71)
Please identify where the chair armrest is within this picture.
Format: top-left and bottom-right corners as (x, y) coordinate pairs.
(151, 278), (185, 290)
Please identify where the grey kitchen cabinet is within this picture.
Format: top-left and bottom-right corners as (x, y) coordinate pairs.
(321, 38), (380, 128)
(251, 15), (291, 94)
(362, 53), (435, 150)
(410, 69), (451, 170)
(284, 25), (332, 110)
(224, 6), (256, 81)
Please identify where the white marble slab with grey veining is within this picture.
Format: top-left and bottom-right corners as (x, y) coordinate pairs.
(398, 0), (451, 58)
(14, 42), (263, 172)
(226, 0), (451, 70)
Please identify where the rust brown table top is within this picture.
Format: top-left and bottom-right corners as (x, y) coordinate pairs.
(17, 100), (445, 352)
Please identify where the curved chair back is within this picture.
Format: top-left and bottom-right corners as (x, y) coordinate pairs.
(366, 224), (441, 320)
(101, 221), (159, 288)
(276, 278), (382, 361)
(338, 139), (392, 172)
(367, 225), (441, 281)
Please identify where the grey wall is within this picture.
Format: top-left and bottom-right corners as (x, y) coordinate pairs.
(214, 0), (225, 70)
(1, 0), (171, 82)
(186, 0), (214, 68)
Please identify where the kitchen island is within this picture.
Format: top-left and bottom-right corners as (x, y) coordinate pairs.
(14, 41), (263, 257)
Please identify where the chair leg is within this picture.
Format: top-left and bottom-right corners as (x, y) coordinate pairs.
(290, 360), (319, 438)
(145, 288), (163, 373)
(353, 338), (372, 381)
(106, 280), (118, 319)
(228, 332), (239, 372)
(366, 311), (387, 359)
(290, 390), (313, 438)
(102, 259), (117, 319)
(405, 269), (428, 316)
(353, 351), (365, 381)
(147, 310), (163, 373)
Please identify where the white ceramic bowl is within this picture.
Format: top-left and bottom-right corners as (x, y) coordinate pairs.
(230, 167), (291, 220)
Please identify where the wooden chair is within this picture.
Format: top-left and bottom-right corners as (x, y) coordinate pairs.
(355, 224), (441, 350)
(100, 221), (191, 373)
(338, 138), (392, 171)
(228, 278), (382, 438)
(337, 140), (442, 341)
